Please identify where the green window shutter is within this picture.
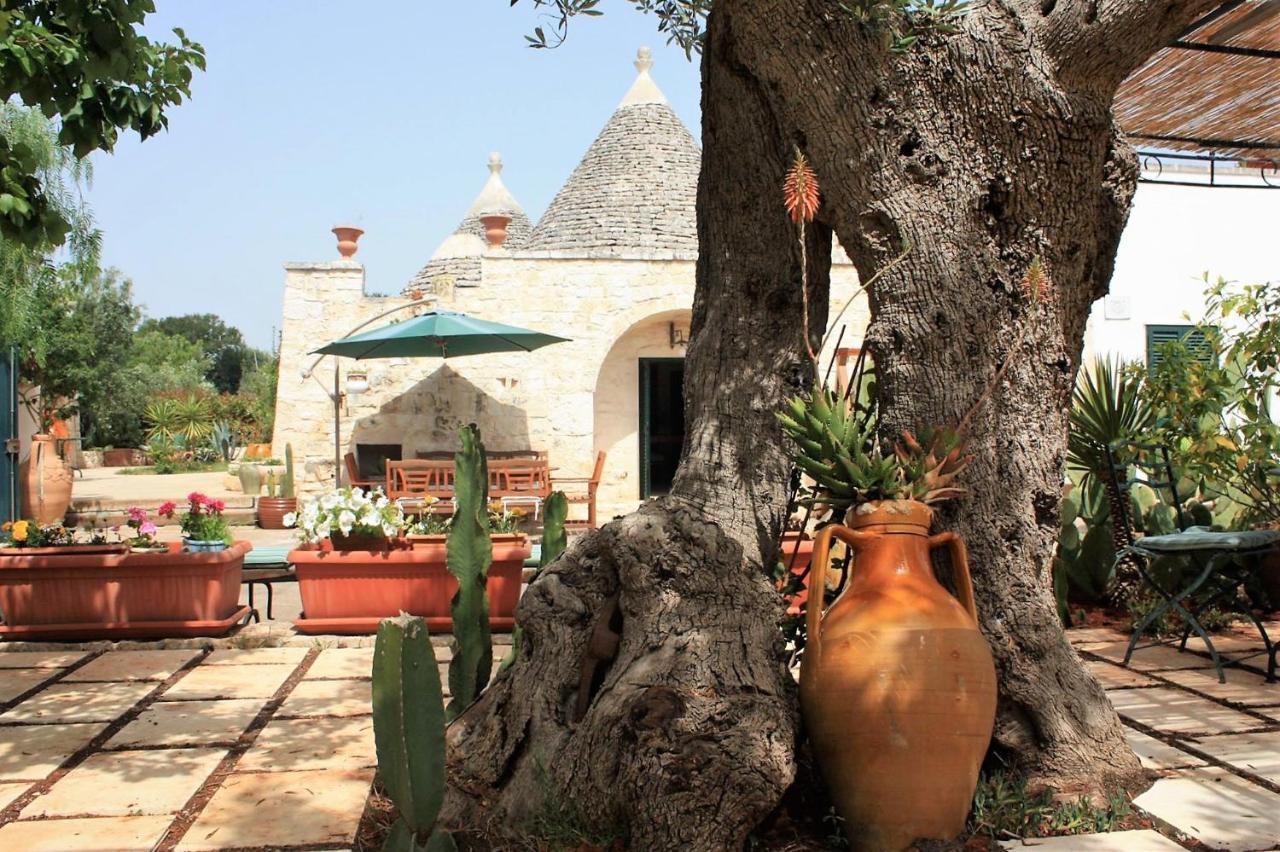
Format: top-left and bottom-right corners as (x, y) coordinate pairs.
(1146, 324), (1215, 370)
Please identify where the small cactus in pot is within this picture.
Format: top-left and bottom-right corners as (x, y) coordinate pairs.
(257, 444), (298, 529)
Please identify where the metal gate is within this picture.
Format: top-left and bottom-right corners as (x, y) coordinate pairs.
(0, 347), (17, 522)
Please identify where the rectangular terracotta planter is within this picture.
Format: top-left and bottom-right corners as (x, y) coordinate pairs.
(291, 535), (532, 635)
(0, 541), (252, 640)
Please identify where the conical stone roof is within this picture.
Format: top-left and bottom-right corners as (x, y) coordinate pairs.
(408, 153), (532, 291)
(526, 48), (700, 256)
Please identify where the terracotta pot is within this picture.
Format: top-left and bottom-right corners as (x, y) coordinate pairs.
(291, 534), (532, 634)
(778, 531), (816, 616)
(799, 500), (996, 851)
(244, 443), (272, 460)
(257, 497), (297, 530)
(479, 213), (511, 248)
(332, 225), (364, 259)
(0, 541), (252, 640)
(102, 448), (143, 467)
(18, 434), (73, 526)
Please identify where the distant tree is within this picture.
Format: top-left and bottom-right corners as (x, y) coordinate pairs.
(0, 0), (204, 248)
(19, 268), (137, 434)
(0, 104), (100, 351)
(140, 313), (249, 393)
(91, 329), (212, 448)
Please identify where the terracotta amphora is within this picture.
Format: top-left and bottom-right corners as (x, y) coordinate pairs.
(18, 434), (73, 526)
(799, 499), (997, 851)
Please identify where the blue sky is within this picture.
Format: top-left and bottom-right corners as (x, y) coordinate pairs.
(86, 1), (702, 348)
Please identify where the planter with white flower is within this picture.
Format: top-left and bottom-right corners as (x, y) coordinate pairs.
(286, 486), (530, 634)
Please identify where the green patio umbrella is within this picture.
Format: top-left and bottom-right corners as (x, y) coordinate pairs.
(311, 310), (570, 360)
(307, 307), (570, 486)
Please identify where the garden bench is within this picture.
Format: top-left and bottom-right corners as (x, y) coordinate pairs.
(1104, 441), (1280, 682)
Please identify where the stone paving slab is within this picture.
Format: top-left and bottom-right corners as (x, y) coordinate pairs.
(108, 699), (265, 748)
(177, 768), (375, 850)
(160, 663), (294, 701)
(305, 647), (374, 680)
(1124, 729), (1207, 770)
(1087, 660), (1159, 690)
(1157, 666), (1280, 707)
(999, 829), (1186, 849)
(1081, 641), (1219, 672)
(0, 668), (60, 703)
(23, 747), (226, 817)
(0, 781), (28, 810)
(61, 649), (200, 683)
(2, 681), (155, 723)
(0, 722), (107, 780)
(1066, 628), (1129, 645)
(1107, 686), (1265, 734)
(0, 814), (174, 851)
(278, 678), (372, 718)
(1189, 730), (1280, 785)
(1134, 766), (1280, 851)
(238, 715), (374, 772)
(203, 647), (308, 666)
(0, 651), (89, 669)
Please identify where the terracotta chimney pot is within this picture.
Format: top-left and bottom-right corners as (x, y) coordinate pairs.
(332, 226), (364, 259)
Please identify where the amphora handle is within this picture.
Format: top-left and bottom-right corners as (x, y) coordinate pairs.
(805, 524), (877, 657)
(928, 531), (978, 622)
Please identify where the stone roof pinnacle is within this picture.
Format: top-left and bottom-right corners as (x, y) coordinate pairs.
(619, 47), (667, 108)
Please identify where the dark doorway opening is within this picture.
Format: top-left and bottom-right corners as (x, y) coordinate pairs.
(639, 358), (685, 498)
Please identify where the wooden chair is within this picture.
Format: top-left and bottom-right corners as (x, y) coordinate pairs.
(558, 451), (607, 529)
(491, 458), (552, 518)
(343, 452), (377, 490)
(386, 460), (455, 507)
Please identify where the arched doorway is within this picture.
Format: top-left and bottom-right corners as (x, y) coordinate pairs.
(593, 310), (691, 517)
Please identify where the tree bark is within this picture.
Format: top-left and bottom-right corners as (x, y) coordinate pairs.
(446, 0), (1222, 846)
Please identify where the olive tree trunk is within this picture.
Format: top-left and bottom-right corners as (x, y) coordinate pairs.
(445, 1), (1219, 847)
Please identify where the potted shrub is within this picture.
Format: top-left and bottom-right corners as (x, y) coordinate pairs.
(123, 506), (166, 553)
(0, 519), (252, 640)
(258, 444), (297, 529)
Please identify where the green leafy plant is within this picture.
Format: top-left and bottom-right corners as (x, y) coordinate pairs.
(287, 487), (404, 543)
(501, 491), (569, 672)
(446, 424), (494, 721)
(1067, 358), (1155, 488)
(371, 614), (457, 852)
(210, 421), (235, 463)
(968, 770), (1131, 840)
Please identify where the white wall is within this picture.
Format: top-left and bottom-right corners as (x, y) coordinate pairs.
(1085, 182), (1280, 362)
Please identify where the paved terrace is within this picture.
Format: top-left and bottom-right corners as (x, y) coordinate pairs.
(1, 601), (1279, 848)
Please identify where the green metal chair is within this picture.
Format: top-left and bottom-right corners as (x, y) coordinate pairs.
(1104, 441), (1280, 683)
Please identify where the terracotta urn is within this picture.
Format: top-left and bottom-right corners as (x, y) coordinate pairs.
(333, 225), (364, 259)
(799, 500), (996, 851)
(479, 213), (511, 248)
(18, 434), (73, 525)
(257, 497), (297, 530)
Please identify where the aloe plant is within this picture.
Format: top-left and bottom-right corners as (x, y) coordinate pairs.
(446, 424), (492, 721)
(372, 614), (456, 852)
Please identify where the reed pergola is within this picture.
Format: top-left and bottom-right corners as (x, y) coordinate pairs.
(1114, 0), (1279, 164)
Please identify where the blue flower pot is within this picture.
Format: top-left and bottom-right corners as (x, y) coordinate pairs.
(184, 539), (228, 553)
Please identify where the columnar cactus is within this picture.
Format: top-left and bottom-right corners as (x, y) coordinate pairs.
(372, 614), (456, 851)
(446, 424), (492, 721)
(282, 443), (295, 499)
(500, 490), (568, 672)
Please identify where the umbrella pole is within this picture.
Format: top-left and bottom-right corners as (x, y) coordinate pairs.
(333, 360), (342, 489)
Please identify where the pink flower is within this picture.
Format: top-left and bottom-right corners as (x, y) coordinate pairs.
(210, 500), (225, 513)
(126, 506), (147, 523)
(158, 501), (177, 518)
(139, 522), (157, 536)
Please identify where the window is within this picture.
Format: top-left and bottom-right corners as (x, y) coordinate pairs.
(1145, 324), (1215, 370)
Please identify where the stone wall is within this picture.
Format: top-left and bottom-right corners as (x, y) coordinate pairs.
(272, 248), (867, 521)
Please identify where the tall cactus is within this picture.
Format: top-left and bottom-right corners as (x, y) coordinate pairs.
(372, 614), (456, 852)
(500, 490), (569, 672)
(446, 424), (492, 721)
(282, 443), (296, 499)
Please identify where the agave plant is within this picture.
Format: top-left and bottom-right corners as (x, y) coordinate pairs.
(1067, 358), (1155, 486)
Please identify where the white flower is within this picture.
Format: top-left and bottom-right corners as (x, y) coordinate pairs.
(282, 512), (297, 528)
(382, 522), (398, 538)
(375, 495), (389, 510)
(338, 510), (356, 536)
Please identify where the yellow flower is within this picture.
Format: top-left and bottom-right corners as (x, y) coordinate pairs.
(11, 520), (29, 542)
